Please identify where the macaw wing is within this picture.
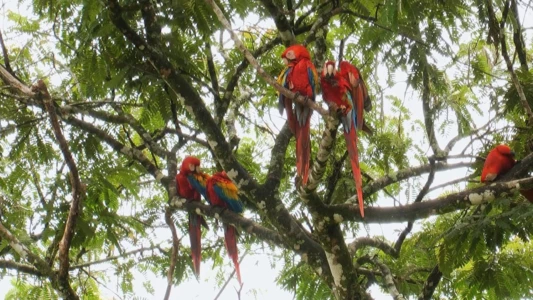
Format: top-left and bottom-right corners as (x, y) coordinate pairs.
(277, 66), (291, 115)
(213, 181), (243, 213)
(188, 173), (209, 202)
(307, 62), (319, 100)
(342, 92), (356, 133)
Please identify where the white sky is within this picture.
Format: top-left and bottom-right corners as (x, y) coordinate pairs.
(1, 1), (532, 299)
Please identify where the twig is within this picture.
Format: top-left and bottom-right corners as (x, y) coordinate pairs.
(70, 244), (162, 270)
(163, 207), (180, 300)
(393, 158), (436, 254)
(213, 250), (248, 300)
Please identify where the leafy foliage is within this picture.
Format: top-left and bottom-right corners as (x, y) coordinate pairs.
(0, 0), (533, 299)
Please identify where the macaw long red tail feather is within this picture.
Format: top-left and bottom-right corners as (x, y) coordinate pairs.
(189, 213), (203, 278)
(224, 225), (242, 284)
(344, 127), (364, 218)
(285, 99), (297, 135)
(520, 189), (533, 203)
(296, 117), (311, 185)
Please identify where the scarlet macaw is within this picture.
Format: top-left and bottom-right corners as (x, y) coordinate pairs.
(277, 44), (319, 186)
(176, 156), (210, 278)
(338, 61), (373, 132)
(481, 144), (533, 203)
(206, 171), (244, 284)
(320, 60), (366, 217)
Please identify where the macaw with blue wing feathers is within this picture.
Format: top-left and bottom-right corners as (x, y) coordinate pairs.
(320, 61), (369, 218)
(277, 44), (319, 186)
(339, 61), (373, 132)
(206, 171), (243, 285)
(175, 156), (210, 278)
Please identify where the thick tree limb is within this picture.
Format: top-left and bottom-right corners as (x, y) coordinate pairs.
(258, 0), (296, 44)
(33, 80), (84, 300)
(331, 176), (533, 222)
(348, 237), (398, 258)
(0, 260), (43, 276)
(417, 265), (442, 300)
(263, 123), (292, 191)
(361, 161), (474, 198)
(373, 257), (405, 300)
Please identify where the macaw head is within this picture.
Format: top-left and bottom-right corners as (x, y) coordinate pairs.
(180, 156), (202, 174)
(494, 144), (515, 158)
(322, 60), (337, 78)
(281, 44), (311, 65)
(339, 61), (360, 78)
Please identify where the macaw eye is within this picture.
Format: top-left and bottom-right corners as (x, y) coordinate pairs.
(285, 50), (295, 60)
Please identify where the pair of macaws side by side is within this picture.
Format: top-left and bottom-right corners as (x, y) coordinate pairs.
(175, 156), (244, 284)
(480, 144), (533, 203)
(277, 44), (372, 217)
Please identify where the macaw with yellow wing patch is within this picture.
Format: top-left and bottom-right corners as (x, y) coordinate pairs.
(321, 60), (366, 217)
(278, 44), (319, 186)
(206, 171), (244, 285)
(176, 156), (210, 278)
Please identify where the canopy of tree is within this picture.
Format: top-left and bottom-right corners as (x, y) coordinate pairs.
(1, 0), (533, 299)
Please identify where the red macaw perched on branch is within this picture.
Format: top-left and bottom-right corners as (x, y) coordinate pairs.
(338, 61), (373, 133)
(277, 44), (319, 185)
(320, 60), (367, 217)
(176, 156), (210, 278)
(206, 171), (244, 285)
(481, 144), (533, 203)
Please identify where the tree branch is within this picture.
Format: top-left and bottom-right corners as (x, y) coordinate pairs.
(33, 80), (84, 300)
(69, 244), (162, 270)
(257, 0), (295, 45)
(0, 260), (43, 276)
(348, 237), (398, 258)
(393, 158), (436, 255)
(331, 176), (533, 223)
(361, 161), (474, 198)
(372, 257), (405, 300)
(417, 265), (442, 300)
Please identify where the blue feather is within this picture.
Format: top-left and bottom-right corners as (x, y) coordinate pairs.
(188, 175), (208, 203)
(213, 185), (244, 213)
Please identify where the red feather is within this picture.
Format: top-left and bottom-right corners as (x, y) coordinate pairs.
(321, 61), (365, 217)
(279, 44), (318, 185)
(224, 225), (242, 285)
(345, 127), (364, 217)
(206, 172), (243, 284)
(480, 145), (515, 183)
(339, 61), (372, 133)
(480, 145), (533, 203)
(176, 156), (208, 278)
